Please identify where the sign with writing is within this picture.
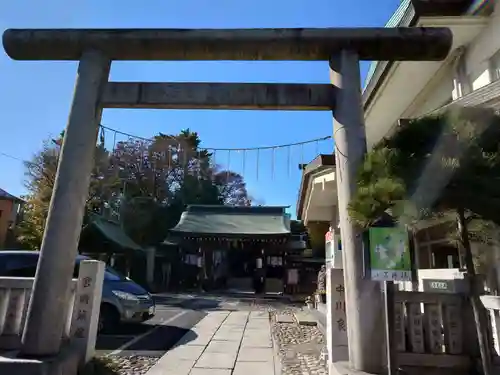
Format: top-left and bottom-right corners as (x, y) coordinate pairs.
(423, 279), (455, 293)
(71, 260), (105, 363)
(3, 289), (24, 335)
(422, 278), (469, 294)
(326, 268), (348, 347)
(367, 227), (412, 281)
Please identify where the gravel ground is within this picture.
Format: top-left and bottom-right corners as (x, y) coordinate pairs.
(104, 355), (161, 375)
(270, 309), (328, 375)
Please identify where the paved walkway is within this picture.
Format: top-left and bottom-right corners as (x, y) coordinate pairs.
(145, 310), (277, 375)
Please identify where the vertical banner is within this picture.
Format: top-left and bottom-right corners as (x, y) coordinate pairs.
(325, 227), (342, 269)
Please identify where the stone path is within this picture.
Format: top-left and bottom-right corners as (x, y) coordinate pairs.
(145, 310), (277, 375)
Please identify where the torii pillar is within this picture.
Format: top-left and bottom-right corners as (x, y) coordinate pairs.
(2, 25), (452, 374)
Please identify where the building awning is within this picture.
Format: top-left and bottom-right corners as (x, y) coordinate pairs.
(80, 215), (144, 253)
(363, 13), (488, 147)
(170, 205), (290, 241)
(296, 154), (336, 223)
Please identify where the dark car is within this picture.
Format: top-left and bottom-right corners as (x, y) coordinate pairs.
(0, 251), (155, 332)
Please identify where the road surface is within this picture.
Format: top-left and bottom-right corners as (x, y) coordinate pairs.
(95, 295), (205, 356)
(96, 292), (298, 356)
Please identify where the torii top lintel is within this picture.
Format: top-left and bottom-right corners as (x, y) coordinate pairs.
(2, 28), (452, 62)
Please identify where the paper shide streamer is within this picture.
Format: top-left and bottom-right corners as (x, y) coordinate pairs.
(99, 124), (332, 184)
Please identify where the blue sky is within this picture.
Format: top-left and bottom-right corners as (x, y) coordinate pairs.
(0, 0), (400, 217)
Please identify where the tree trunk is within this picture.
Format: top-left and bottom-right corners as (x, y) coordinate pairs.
(457, 207), (492, 375)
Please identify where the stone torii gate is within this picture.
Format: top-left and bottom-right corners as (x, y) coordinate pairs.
(2, 26), (452, 374)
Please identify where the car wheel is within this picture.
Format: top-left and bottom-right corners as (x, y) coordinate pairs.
(98, 304), (120, 334)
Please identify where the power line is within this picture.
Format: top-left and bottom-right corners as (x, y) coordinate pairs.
(0, 151), (26, 163)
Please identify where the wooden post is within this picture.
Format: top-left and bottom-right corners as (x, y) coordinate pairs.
(383, 281), (397, 375)
(20, 50), (110, 357)
(145, 247), (156, 288)
(330, 50), (384, 373)
(457, 208), (493, 375)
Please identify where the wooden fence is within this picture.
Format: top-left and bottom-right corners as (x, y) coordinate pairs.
(480, 295), (500, 370)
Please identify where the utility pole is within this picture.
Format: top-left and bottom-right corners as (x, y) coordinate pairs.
(330, 50), (384, 373)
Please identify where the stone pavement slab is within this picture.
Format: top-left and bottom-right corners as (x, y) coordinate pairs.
(212, 331), (244, 342)
(237, 347), (274, 362)
(222, 320), (247, 328)
(145, 358), (196, 375)
(205, 340), (239, 354)
(163, 344), (206, 360)
(249, 311), (269, 319)
(195, 312), (229, 327)
(178, 332), (213, 347)
(217, 325), (245, 333)
(243, 328), (272, 340)
(223, 312), (249, 326)
(245, 321), (270, 329)
(195, 351), (237, 369)
(192, 327), (219, 336)
(240, 336), (273, 348)
(233, 361), (275, 375)
(189, 369), (232, 375)
(145, 309), (277, 375)
(243, 331), (272, 340)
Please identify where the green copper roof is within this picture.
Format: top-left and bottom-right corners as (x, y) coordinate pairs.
(84, 215), (144, 251)
(170, 205), (290, 238)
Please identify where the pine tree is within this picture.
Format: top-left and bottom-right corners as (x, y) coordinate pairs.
(348, 106), (500, 375)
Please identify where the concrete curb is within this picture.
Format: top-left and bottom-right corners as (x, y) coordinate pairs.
(269, 312), (283, 375)
(308, 308), (327, 336)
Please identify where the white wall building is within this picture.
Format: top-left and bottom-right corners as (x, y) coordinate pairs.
(298, 0), (500, 277)
(364, 0), (500, 148)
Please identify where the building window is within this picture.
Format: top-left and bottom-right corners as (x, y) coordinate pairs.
(430, 244), (460, 269)
(452, 49), (471, 99)
(489, 50), (500, 82)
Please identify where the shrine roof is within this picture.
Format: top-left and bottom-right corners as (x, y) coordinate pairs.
(170, 205), (291, 239)
(81, 215), (144, 252)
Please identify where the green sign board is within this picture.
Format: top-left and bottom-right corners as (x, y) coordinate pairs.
(367, 227), (412, 281)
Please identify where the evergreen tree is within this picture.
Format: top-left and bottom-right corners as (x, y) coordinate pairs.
(348, 107), (500, 375)
(17, 128), (252, 249)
